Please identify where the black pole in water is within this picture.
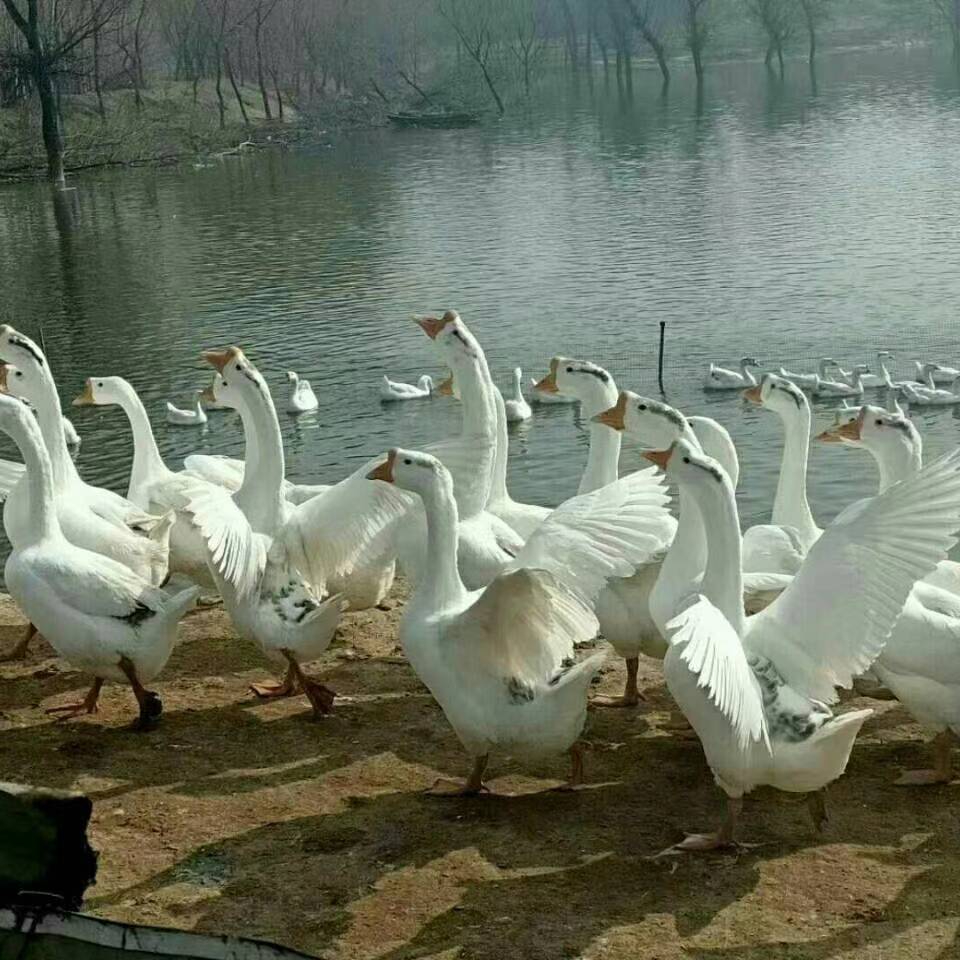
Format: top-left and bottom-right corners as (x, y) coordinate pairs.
(657, 320), (666, 394)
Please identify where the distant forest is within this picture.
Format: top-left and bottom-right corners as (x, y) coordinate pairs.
(0, 0), (958, 181)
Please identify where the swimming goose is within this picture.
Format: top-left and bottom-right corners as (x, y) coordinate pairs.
(287, 371), (319, 413)
(369, 447), (673, 794)
(166, 392), (208, 426)
(778, 358), (837, 391)
(859, 352), (896, 389)
(898, 366), (960, 406)
(646, 438), (960, 849)
(72, 376), (222, 587)
(0, 393), (199, 728)
(915, 359), (960, 385)
(704, 358), (760, 391)
(380, 374), (434, 401)
(529, 377), (576, 404)
(741, 374), (822, 575)
(503, 368), (532, 423)
(812, 364), (870, 398)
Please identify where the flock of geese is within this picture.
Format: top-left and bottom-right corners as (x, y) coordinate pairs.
(1, 314), (959, 855)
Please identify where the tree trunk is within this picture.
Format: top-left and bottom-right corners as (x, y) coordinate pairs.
(692, 44), (704, 84)
(225, 49), (250, 125)
(477, 57), (505, 114)
(776, 43), (784, 77)
(91, 14), (105, 119)
(214, 50), (226, 128)
(764, 44), (773, 67)
(254, 23), (272, 119)
(36, 57), (65, 185)
(558, 0), (579, 72)
(270, 68), (283, 121)
(624, 47), (633, 92)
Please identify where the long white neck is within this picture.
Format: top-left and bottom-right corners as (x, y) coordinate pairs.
(650, 424), (708, 632)
(7, 407), (60, 545)
(235, 384), (286, 533)
(412, 478), (468, 615)
(740, 361), (757, 385)
(512, 368), (523, 402)
(452, 354), (497, 441)
(112, 381), (171, 502)
(489, 388), (511, 506)
(579, 381), (621, 495)
(694, 473), (747, 636)
(924, 368), (938, 389)
(32, 372), (78, 492)
(871, 434), (922, 493)
(770, 400), (819, 546)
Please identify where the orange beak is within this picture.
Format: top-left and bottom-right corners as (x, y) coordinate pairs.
(202, 347), (241, 372)
(437, 374), (455, 397)
(593, 392), (627, 430)
(367, 450), (397, 483)
(534, 358), (560, 394)
(0, 365), (9, 394)
(742, 385), (762, 405)
(416, 311), (457, 339)
(72, 378), (96, 406)
(643, 448), (672, 470)
(199, 385), (218, 405)
(817, 417), (862, 443)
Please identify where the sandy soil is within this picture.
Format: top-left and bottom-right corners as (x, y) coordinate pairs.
(1, 585), (958, 960)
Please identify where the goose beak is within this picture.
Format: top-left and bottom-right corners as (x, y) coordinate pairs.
(368, 450), (396, 483)
(202, 348), (238, 372)
(742, 385), (763, 405)
(593, 393), (627, 430)
(835, 417), (862, 441)
(415, 315), (445, 340)
(534, 358), (560, 394)
(199, 385), (218, 404)
(72, 378), (96, 406)
(643, 448), (672, 470)
(0, 364), (8, 394)
(437, 374), (455, 397)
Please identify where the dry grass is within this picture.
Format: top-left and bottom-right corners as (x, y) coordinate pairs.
(1, 587), (959, 960)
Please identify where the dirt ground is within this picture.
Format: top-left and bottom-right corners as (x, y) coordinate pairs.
(1, 585), (958, 960)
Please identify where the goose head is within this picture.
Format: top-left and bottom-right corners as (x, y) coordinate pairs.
(818, 404), (919, 455)
(0, 325), (46, 375)
(415, 311), (480, 364)
(72, 375), (131, 408)
(644, 438), (733, 498)
(536, 357), (616, 409)
(593, 390), (687, 448)
(368, 448), (452, 501)
(743, 372), (807, 415)
(0, 361), (42, 406)
(199, 373), (237, 410)
(202, 346), (270, 409)
(417, 374), (435, 393)
(287, 371), (299, 386)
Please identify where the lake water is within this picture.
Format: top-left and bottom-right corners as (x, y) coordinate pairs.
(1, 47), (959, 573)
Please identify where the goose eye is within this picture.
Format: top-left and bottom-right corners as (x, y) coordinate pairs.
(875, 419), (883, 426)
(638, 404), (646, 411)
(682, 456), (690, 464)
(15, 371), (22, 378)
(403, 458), (412, 465)
(97, 381), (102, 387)
(566, 366), (573, 373)
(236, 364), (242, 371)
(222, 380), (228, 386)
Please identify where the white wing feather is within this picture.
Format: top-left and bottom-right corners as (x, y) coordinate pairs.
(746, 449), (960, 703)
(667, 596), (769, 752)
(423, 434), (495, 520)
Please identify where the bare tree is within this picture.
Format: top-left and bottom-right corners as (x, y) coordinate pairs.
(798, 0), (830, 64)
(623, 0), (669, 84)
(437, 0), (505, 114)
(249, 0), (282, 119)
(504, 0), (546, 94)
(931, 0), (960, 61)
(680, 0), (708, 84)
(745, 0), (794, 74)
(554, 0), (579, 72)
(0, 0), (127, 183)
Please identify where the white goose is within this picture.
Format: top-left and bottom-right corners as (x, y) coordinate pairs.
(741, 374), (822, 575)
(915, 359), (960, 385)
(61, 416), (81, 446)
(380, 374), (434, 401)
(899, 365), (960, 406)
(166, 391), (208, 426)
(813, 364), (870, 398)
(368, 446), (673, 794)
(183, 357), (407, 716)
(194, 347), (406, 616)
(0, 393), (199, 728)
(287, 371), (319, 413)
(778, 358), (837, 391)
(529, 377), (576, 405)
(503, 367), (532, 423)
(72, 376), (222, 588)
(704, 357), (759, 391)
(647, 438), (960, 849)
(859, 351), (896, 389)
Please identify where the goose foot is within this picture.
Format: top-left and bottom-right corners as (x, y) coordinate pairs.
(427, 756), (489, 798)
(2, 622), (37, 662)
(896, 732), (955, 785)
(250, 664), (297, 700)
(45, 678), (103, 719)
(591, 658), (642, 709)
(552, 741), (588, 791)
(653, 798), (752, 857)
(281, 653), (335, 719)
(806, 790), (829, 833)
(119, 656), (162, 731)
(661, 710), (697, 738)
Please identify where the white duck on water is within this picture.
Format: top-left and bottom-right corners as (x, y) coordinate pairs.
(287, 371), (319, 412)
(166, 391), (208, 426)
(0, 392), (198, 728)
(503, 367), (532, 423)
(380, 374), (434, 401)
(704, 357), (760, 391)
(644, 437), (960, 850)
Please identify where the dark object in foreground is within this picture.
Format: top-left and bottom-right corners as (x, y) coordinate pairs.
(388, 111), (481, 129)
(0, 908), (320, 959)
(0, 782), (97, 911)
